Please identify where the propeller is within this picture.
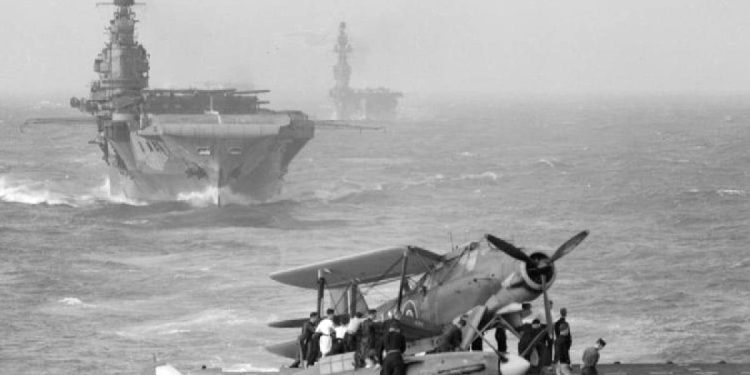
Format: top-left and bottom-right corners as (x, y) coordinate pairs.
(486, 230), (589, 273)
(485, 234), (534, 264)
(493, 231), (590, 359)
(541, 275), (554, 339)
(518, 274), (555, 358)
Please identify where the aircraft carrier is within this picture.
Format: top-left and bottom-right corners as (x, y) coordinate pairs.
(70, 0), (314, 203)
(329, 22), (403, 121)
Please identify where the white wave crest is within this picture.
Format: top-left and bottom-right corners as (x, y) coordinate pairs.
(58, 297), (95, 308)
(176, 186), (219, 207)
(458, 171), (500, 181)
(305, 178), (384, 203)
(116, 309), (253, 338)
(717, 189), (746, 197)
(92, 177), (148, 206)
(0, 177), (74, 206)
(0, 176), (153, 207)
(538, 158), (558, 168)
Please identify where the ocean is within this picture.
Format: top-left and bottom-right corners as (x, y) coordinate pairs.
(1, 94), (749, 374)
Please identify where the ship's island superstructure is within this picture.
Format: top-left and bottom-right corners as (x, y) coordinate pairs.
(70, 0), (314, 203)
(329, 22), (402, 121)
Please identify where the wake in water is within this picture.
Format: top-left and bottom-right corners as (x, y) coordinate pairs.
(176, 186), (220, 207)
(0, 175), (265, 208)
(0, 176), (73, 206)
(0, 176), (147, 207)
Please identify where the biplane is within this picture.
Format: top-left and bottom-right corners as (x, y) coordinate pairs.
(144, 230), (750, 375)
(262, 230), (590, 375)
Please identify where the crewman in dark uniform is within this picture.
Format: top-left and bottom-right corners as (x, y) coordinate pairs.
(494, 325), (507, 353)
(436, 316), (466, 352)
(553, 308), (569, 339)
(379, 320), (406, 375)
(298, 312), (318, 368)
(518, 319), (549, 375)
(554, 322), (572, 375)
(554, 308), (571, 363)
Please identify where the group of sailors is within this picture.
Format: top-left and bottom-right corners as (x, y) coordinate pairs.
(296, 308), (390, 370)
(507, 304), (606, 375)
(294, 304), (606, 375)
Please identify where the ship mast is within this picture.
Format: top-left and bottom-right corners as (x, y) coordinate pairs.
(98, 0), (150, 108)
(333, 22), (352, 92)
(73, 0), (150, 120)
(330, 22), (357, 120)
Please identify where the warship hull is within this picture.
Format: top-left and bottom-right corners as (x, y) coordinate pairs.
(70, 1), (315, 204)
(104, 113), (314, 203)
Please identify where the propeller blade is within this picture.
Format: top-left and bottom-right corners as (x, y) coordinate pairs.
(486, 234), (533, 263)
(541, 275), (554, 339)
(549, 230), (589, 263)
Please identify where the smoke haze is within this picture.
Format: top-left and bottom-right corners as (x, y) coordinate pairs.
(1, 0), (750, 104)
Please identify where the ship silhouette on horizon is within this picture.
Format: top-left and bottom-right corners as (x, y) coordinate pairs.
(69, 0), (315, 205)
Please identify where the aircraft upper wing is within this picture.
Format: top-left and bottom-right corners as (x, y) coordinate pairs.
(270, 246), (443, 289)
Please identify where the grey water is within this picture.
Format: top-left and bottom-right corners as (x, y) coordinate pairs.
(1, 94), (749, 374)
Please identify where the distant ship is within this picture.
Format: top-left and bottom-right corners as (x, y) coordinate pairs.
(69, 0), (314, 204)
(329, 22), (403, 121)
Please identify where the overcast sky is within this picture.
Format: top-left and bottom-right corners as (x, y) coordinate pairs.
(1, 0), (749, 101)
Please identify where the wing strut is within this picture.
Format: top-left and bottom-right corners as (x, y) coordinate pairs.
(396, 248), (410, 311)
(317, 269), (326, 316)
(348, 283), (357, 315)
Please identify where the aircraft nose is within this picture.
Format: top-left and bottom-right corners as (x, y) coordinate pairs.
(524, 252), (556, 288)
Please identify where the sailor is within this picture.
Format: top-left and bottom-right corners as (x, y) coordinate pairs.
(298, 312), (318, 368)
(331, 316), (348, 355)
(316, 308), (336, 357)
(554, 322), (572, 375)
(515, 303), (533, 327)
(554, 308), (569, 339)
(436, 316), (466, 352)
(346, 312), (364, 352)
(518, 319), (549, 374)
(522, 301), (553, 324)
(581, 338), (606, 375)
(358, 309), (379, 367)
(494, 324), (507, 353)
(553, 307), (570, 366)
(379, 320), (406, 375)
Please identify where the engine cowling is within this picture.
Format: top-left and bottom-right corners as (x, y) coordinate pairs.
(483, 252), (556, 314)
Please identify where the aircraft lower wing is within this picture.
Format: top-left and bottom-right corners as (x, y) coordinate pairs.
(265, 339), (299, 359)
(268, 318), (308, 328)
(270, 246), (443, 289)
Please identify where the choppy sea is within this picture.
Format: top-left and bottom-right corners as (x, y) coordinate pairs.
(1, 94), (749, 374)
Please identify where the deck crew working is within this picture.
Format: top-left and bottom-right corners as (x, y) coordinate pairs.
(316, 309), (336, 357)
(379, 320), (406, 375)
(581, 338), (606, 375)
